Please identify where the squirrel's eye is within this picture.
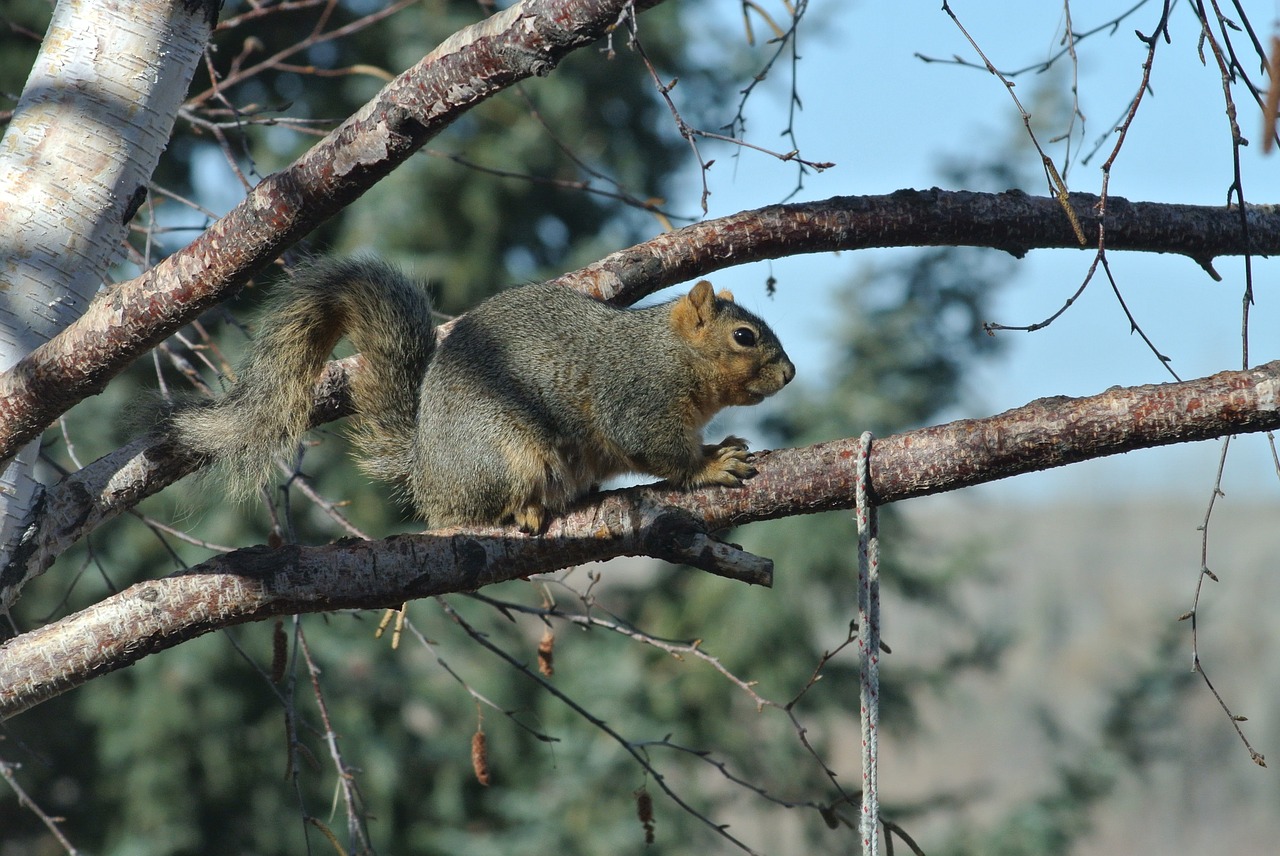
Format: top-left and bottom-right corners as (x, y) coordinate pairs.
(733, 327), (757, 347)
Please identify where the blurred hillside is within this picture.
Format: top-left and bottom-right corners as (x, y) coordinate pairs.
(884, 494), (1280, 854)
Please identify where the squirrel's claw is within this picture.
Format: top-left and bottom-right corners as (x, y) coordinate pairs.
(692, 436), (757, 488)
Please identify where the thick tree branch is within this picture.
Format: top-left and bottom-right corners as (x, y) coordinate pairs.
(2, 361), (1276, 719)
(705, 360), (1280, 523)
(553, 189), (1280, 305)
(0, 0), (661, 468)
(0, 361), (357, 611)
(2, 190), (1277, 609)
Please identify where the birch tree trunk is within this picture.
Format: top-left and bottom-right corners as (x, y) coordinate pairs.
(0, 0), (213, 581)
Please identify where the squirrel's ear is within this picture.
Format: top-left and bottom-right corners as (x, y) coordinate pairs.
(673, 280), (717, 331)
(691, 279), (734, 302)
(690, 280), (715, 307)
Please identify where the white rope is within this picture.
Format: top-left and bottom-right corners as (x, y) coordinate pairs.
(856, 431), (880, 856)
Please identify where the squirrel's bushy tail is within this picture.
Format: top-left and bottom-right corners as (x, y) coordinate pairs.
(164, 257), (434, 497)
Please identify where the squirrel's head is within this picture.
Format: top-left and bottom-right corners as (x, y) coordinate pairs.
(670, 280), (796, 409)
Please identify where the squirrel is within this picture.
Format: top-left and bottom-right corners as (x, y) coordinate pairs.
(162, 257), (795, 533)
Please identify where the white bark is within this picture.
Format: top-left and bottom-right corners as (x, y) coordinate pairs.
(0, 0), (211, 598)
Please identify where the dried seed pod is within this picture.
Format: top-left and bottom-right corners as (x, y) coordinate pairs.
(537, 628), (555, 677)
(271, 619), (287, 683)
(472, 731), (491, 786)
(635, 786), (655, 845)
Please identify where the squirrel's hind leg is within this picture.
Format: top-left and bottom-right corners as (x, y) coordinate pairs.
(510, 503), (549, 535)
(496, 436), (580, 534)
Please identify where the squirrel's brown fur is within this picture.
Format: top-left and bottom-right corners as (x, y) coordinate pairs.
(163, 258), (795, 532)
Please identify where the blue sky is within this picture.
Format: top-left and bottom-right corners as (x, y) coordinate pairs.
(682, 1), (1279, 500)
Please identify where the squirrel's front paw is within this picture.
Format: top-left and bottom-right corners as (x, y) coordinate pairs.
(696, 435), (757, 487)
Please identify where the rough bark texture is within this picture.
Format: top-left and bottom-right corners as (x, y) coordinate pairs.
(550, 190), (1280, 304)
(712, 360), (1280, 523)
(0, 0), (214, 575)
(0, 356), (358, 612)
(2, 360), (1276, 719)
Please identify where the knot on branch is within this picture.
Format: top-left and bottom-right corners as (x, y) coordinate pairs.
(643, 507), (773, 587)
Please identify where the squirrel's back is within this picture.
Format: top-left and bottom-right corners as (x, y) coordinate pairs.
(408, 285), (687, 524)
(408, 281), (793, 529)
(162, 261), (793, 532)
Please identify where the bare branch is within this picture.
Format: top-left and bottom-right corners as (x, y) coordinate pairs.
(3, 190), (1277, 608)
(0, 755), (83, 854)
(2, 360), (1277, 719)
(548, 190), (1280, 306)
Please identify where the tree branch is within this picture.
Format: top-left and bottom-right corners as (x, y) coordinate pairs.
(553, 189), (1280, 305)
(0, 0), (216, 585)
(3, 201), (1278, 610)
(3, 360), (1276, 719)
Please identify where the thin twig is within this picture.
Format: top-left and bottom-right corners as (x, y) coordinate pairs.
(984, 0), (1181, 382)
(463, 586), (885, 835)
(297, 625), (375, 851)
(188, 0), (417, 106)
(437, 597), (767, 855)
(916, 1), (1154, 78)
(940, 1), (1084, 243)
(399, 608), (560, 743)
(623, 3), (830, 213)
(0, 755), (83, 855)
(1182, 436), (1265, 765)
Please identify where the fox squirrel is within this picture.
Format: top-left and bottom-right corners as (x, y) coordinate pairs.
(164, 257), (795, 532)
